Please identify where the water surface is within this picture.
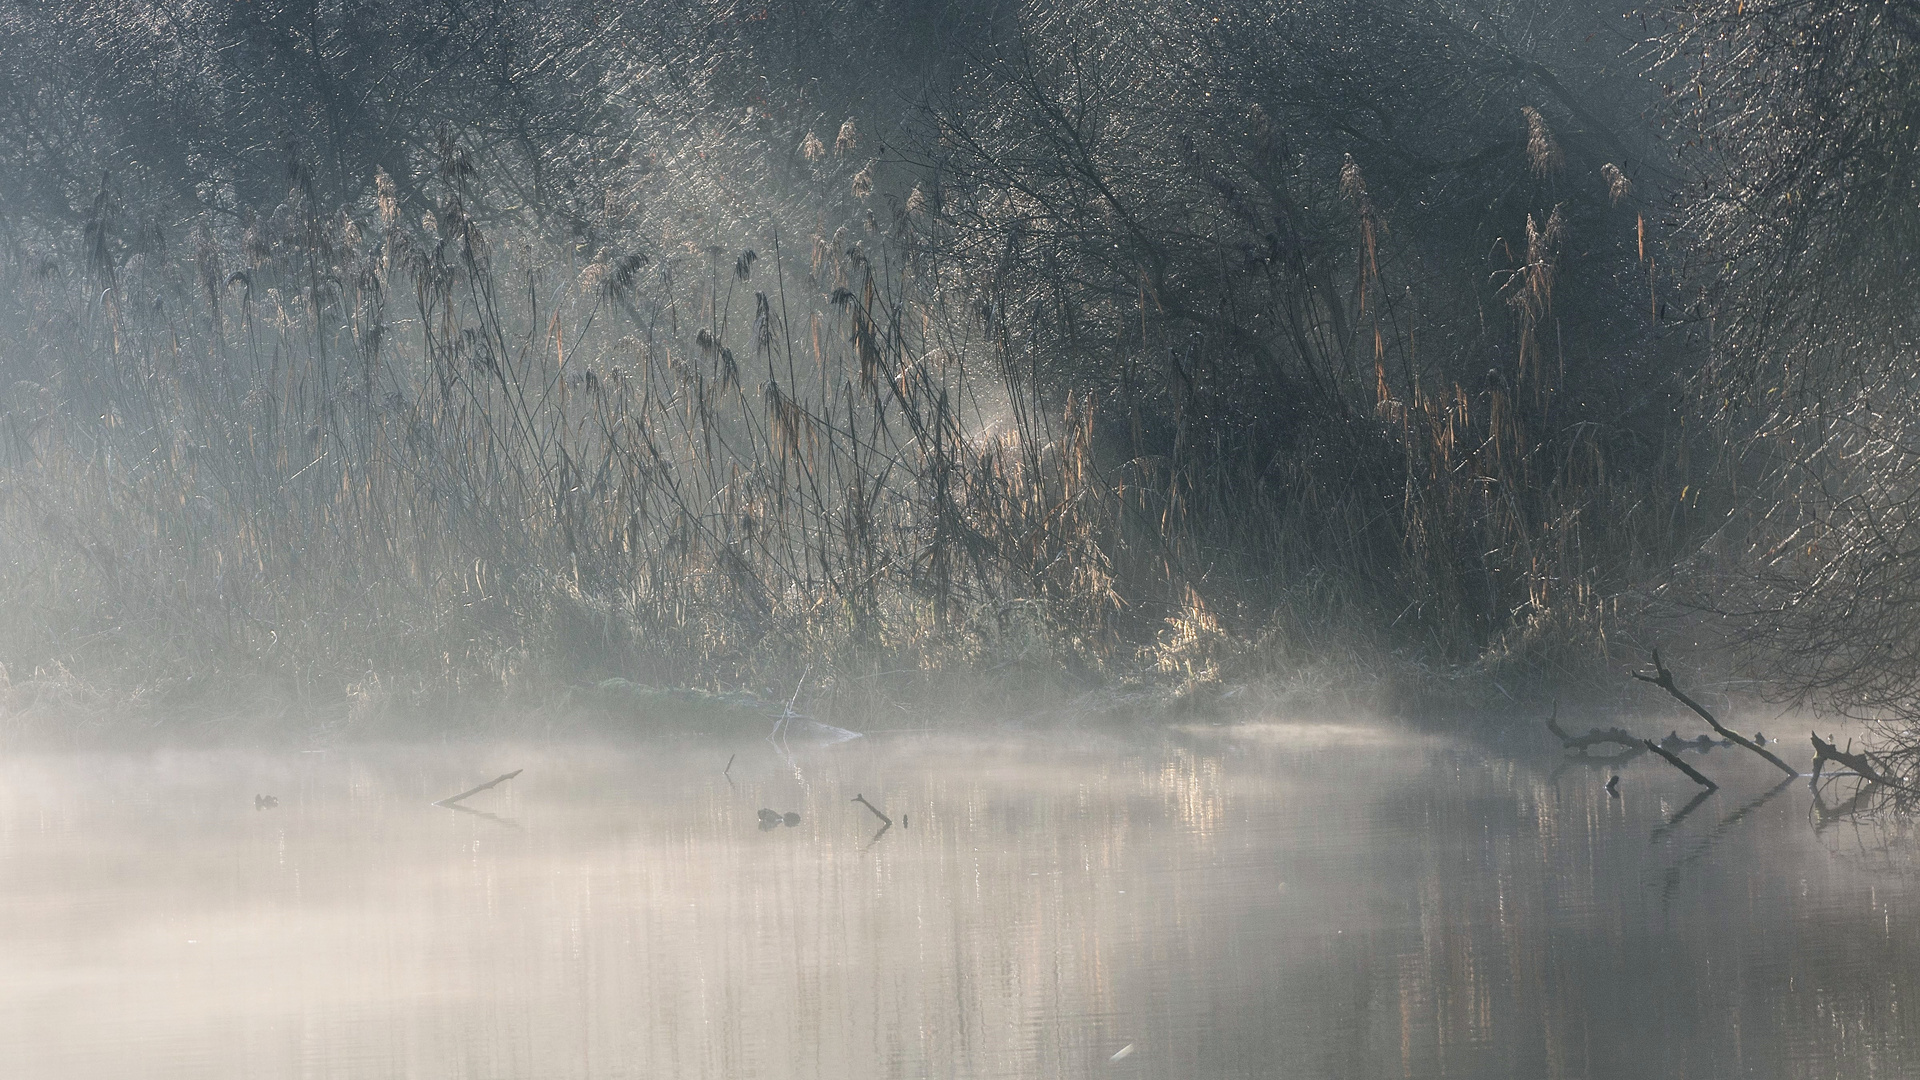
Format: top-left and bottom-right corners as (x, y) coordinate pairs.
(0, 720), (1913, 1078)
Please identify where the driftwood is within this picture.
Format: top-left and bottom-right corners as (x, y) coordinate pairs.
(1547, 713), (1644, 753)
(434, 769), (523, 807)
(1633, 649), (1798, 777)
(1642, 739), (1718, 790)
(852, 793), (893, 827)
(1810, 732), (1902, 788)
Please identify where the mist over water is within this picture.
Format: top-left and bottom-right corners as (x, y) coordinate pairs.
(6, 3), (1920, 1075)
(1, 719), (1911, 1079)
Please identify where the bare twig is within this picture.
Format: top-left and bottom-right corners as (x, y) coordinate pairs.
(851, 792), (892, 826)
(1634, 649), (1797, 776)
(434, 769), (523, 807)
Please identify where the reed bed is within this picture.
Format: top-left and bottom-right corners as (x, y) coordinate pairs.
(0, 126), (1692, 732)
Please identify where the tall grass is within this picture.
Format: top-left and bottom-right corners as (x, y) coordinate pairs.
(0, 151), (1135, 727)
(0, 125), (1699, 731)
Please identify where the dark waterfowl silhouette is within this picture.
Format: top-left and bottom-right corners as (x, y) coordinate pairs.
(254, 794), (278, 810)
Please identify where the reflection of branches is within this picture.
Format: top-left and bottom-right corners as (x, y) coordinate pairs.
(1659, 778), (1795, 903)
(438, 801), (522, 829)
(1807, 775), (1920, 876)
(1549, 747), (1643, 784)
(1809, 771), (1920, 826)
(1545, 707), (1643, 754)
(434, 769), (523, 828)
(1811, 779), (1884, 833)
(1649, 789), (1715, 842)
(1798, 730), (1920, 874)
(1803, 728), (1920, 839)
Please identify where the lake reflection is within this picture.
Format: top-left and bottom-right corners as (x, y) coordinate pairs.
(0, 721), (1914, 1079)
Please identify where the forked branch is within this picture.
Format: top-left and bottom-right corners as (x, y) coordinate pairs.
(1810, 732), (1902, 789)
(1633, 650), (1797, 777)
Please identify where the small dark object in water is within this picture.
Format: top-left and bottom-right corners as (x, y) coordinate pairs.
(1605, 775), (1620, 796)
(1755, 732), (1768, 746)
(782, 812), (800, 827)
(757, 808), (780, 825)
(254, 794), (278, 810)
(901, 813), (908, 829)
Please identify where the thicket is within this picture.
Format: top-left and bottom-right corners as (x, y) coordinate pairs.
(0, 0), (1874, 730)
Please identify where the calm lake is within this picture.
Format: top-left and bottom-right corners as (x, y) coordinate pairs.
(0, 719), (1913, 1078)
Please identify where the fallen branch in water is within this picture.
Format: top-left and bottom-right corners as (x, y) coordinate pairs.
(434, 769), (523, 807)
(1546, 712), (1644, 753)
(1633, 649), (1797, 777)
(1810, 733), (1902, 789)
(1642, 739), (1718, 790)
(852, 793), (893, 826)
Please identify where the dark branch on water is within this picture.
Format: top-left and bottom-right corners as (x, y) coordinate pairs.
(1641, 739), (1717, 790)
(852, 793), (892, 827)
(1634, 649), (1797, 777)
(434, 769), (523, 807)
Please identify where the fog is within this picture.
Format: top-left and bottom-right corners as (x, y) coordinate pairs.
(7, 725), (1916, 1079)
(5, 2), (1920, 1076)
